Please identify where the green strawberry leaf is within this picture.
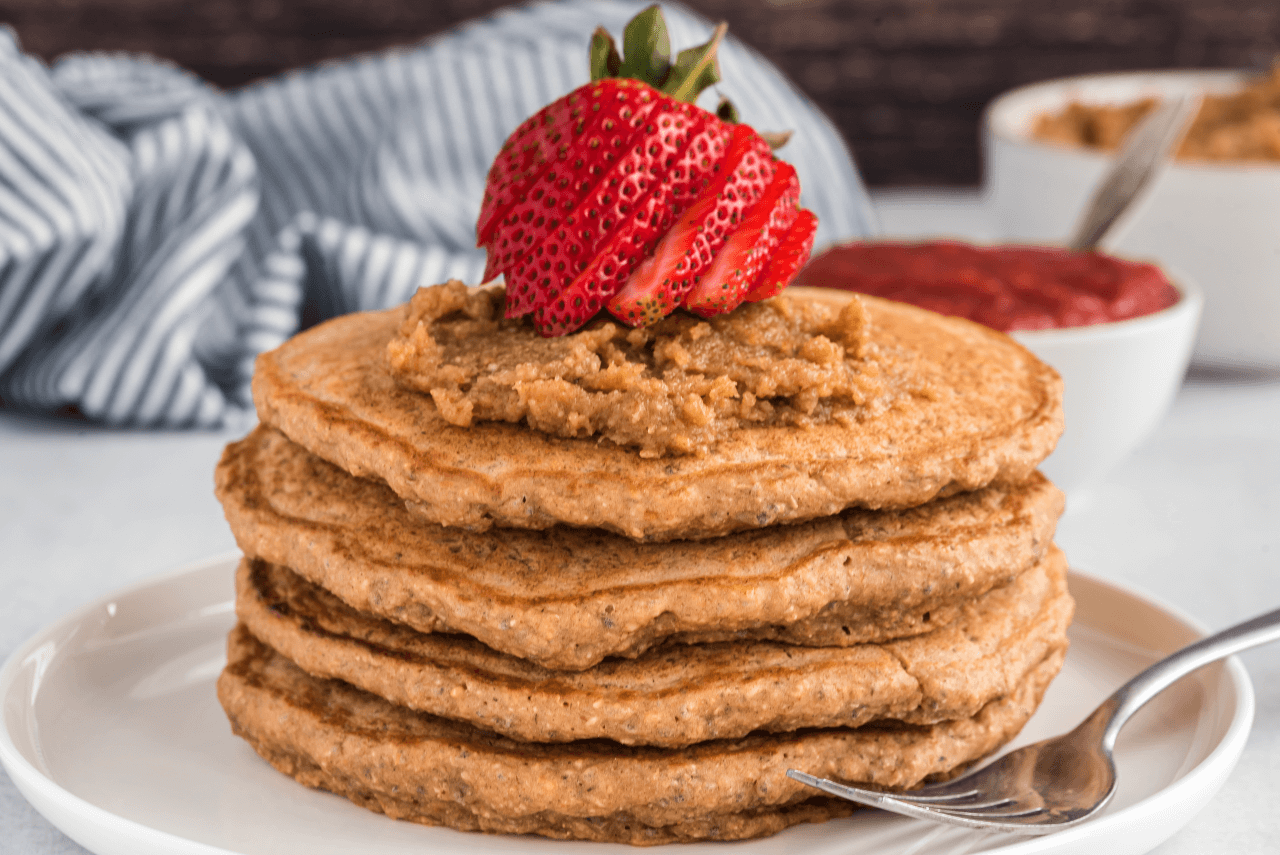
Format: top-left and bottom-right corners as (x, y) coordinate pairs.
(590, 27), (623, 80)
(589, 8), (729, 104)
(618, 4), (671, 88)
(662, 23), (728, 103)
(759, 130), (793, 150)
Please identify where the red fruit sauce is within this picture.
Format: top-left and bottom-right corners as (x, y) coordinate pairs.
(794, 241), (1180, 332)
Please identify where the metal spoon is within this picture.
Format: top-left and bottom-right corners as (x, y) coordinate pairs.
(1067, 92), (1200, 251)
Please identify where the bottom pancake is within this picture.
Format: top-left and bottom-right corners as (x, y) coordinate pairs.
(218, 625), (1066, 844)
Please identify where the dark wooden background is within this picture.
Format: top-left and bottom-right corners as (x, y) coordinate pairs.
(3, 0), (1278, 186)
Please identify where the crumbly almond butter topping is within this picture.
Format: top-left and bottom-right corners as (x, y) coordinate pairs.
(386, 281), (882, 457)
(1032, 61), (1280, 162)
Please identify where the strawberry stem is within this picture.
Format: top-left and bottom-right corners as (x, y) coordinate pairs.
(589, 8), (731, 105)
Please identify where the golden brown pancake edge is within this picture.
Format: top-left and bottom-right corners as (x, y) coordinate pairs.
(218, 624), (1066, 844)
(216, 424), (1065, 670)
(250, 291), (1063, 541)
(234, 551), (1073, 746)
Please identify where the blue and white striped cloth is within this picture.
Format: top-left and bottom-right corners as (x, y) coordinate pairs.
(0, 0), (877, 428)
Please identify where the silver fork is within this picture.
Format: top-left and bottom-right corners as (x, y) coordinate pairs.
(788, 604), (1280, 834)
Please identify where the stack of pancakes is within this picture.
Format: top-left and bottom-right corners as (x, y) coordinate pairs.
(215, 285), (1070, 844)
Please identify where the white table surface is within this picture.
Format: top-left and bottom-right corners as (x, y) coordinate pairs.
(2, 190), (1277, 854)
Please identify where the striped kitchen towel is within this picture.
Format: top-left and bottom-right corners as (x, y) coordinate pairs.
(0, 0), (878, 428)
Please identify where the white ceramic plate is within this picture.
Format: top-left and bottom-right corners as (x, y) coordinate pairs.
(0, 556), (1254, 855)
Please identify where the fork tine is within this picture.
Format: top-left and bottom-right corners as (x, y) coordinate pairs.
(786, 771), (1033, 832)
(902, 804), (1053, 826)
(921, 797), (1018, 811)
(786, 770), (996, 809)
(786, 770), (1068, 835)
(891, 789), (985, 804)
(784, 771), (1003, 813)
(785, 770), (890, 810)
(947, 807), (1046, 820)
(920, 802), (1044, 818)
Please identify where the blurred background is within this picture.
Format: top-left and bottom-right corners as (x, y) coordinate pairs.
(2, 0), (1278, 186)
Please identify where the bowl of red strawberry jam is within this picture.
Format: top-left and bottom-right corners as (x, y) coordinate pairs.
(793, 240), (1203, 496)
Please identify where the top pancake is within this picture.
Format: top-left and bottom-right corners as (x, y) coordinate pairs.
(253, 286), (1062, 541)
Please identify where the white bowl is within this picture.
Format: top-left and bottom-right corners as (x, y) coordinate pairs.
(984, 70), (1280, 371)
(791, 267), (1202, 497)
(1011, 272), (1202, 496)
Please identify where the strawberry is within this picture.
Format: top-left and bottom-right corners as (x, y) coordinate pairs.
(743, 208), (819, 303)
(683, 161), (801, 317)
(487, 81), (664, 314)
(532, 114), (731, 335)
(606, 124), (773, 325)
(477, 4), (818, 335)
(477, 87), (591, 250)
(503, 98), (700, 322)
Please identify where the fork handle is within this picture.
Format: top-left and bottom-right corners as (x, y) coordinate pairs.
(1099, 604), (1280, 749)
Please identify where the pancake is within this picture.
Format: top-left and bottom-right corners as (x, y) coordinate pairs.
(217, 425), (1065, 670)
(251, 288), (1062, 541)
(218, 624), (1066, 844)
(235, 550), (1072, 746)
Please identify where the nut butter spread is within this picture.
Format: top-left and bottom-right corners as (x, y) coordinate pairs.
(1032, 61), (1280, 162)
(387, 281), (883, 457)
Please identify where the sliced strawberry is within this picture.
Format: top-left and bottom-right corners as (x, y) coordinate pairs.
(606, 125), (773, 326)
(481, 84), (661, 290)
(684, 127), (774, 265)
(682, 161), (800, 318)
(530, 112), (730, 336)
(488, 92), (672, 316)
(477, 94), (580, 251)
(530, 212), (653, 335)
(743, 208), (818, 302)
(662, 119), (735, 210)
(478, 79), (660, 250)
(512, 102), (702, 316)
(476, 7), (815, 335)
(485, 85), (659, 255)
